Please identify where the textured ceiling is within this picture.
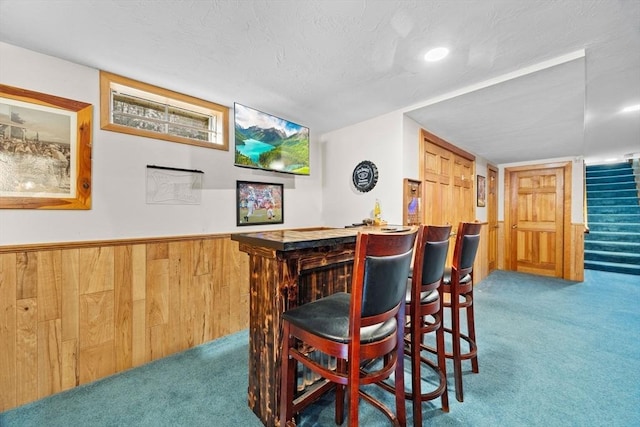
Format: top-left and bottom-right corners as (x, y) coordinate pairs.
(0, 0), (638, 164)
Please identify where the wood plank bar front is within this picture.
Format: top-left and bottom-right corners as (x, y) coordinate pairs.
(232, 228), (361, 426)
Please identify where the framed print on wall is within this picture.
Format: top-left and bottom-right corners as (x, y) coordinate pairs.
(236, 181), (284, 226)
(0, 84), (92, 209)
(477, 174), (486, 207)
(403, 178), (422, 226)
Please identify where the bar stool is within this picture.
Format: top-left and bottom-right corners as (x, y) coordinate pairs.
(406, 224), (452, 424)
(439, 221), (482, 402)
(379, 224), (451, 424)
(279, 228), (418, 426)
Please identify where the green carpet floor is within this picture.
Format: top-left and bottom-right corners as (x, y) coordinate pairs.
(1, 269), (639, 427)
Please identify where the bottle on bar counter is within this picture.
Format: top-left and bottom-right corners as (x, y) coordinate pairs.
(373, 199), (382, 225)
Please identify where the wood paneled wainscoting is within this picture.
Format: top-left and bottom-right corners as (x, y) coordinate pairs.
(568, 223), (585, 282)
(0, 234), (250, 411)
(474, 224), (490, 282)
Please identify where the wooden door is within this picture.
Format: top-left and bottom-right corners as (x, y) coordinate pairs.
(507, 167), (564, 277)
(420, 130), (476, 261)
(452, 154), (474, 223)
(422, 142), (452, 226)
(487, 165), (498, 272)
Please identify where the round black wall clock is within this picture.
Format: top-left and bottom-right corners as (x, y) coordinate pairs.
(352, 160), (379, 193)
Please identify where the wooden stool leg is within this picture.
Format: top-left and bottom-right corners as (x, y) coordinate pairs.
(435, 308), (449, 412)
(467, 292), (479, 373)
(452, 291), (464, 402)
(411, 313), (423, 425)
(279, 322), (296, 426)
(395, 310), (407, 427)
(348, 359), (360, 426)
(335, 358), (346, 425)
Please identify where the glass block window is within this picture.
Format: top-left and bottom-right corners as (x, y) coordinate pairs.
(100, 71), (228, 150)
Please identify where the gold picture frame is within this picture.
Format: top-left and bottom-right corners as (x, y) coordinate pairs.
(0, 84), (92, 209)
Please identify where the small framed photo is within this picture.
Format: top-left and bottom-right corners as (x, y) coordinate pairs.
(403, 178), (422, 226)
(236, 181), (284, 226)
(477, 175), (486, 207)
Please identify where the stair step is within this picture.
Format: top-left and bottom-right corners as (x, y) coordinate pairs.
(585, 231), (640, 243)
(587, 189), (638, 199)
(588, 206), (640, 215)
(587, 197), (640, 207)
(589, 225), (640, 234)
(584, 260), (640, 276)
(588, 222), (640, 233)
(586, 182), (637, 192)
(588, 213), (640, 223)
(586, 162), (633, 172)
(584, 250), (640, 264)
(586, 162), (634, 169)
(584, 240), (640, 252)
(586, 174), (636, 185)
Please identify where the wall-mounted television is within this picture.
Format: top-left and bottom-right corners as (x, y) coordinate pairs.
(234, 103), (310, 175)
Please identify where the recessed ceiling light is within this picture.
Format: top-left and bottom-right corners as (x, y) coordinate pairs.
(424, 47), (449, 62)
(621, 104), (640, 113)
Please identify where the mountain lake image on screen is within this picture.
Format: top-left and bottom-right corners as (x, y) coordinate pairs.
(234, 103), (310, 175)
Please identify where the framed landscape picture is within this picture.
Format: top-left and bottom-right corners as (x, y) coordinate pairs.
(236, 181), (284, 226)
(0, 84), (92, 209)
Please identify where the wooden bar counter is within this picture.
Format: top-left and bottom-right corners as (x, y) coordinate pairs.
(231, 228), (362, 426)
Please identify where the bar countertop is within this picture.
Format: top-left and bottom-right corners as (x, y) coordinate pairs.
(231, 228), (360, 252)
(231, 226), (412, 252)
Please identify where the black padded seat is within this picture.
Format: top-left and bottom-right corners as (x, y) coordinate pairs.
(282, 292), (396, 344)
(443, 268), (472, 285)
(405, 283), (438, 304)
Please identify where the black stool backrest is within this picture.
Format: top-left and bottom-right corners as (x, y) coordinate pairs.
(362, 252), (414, 317)
(453, 222), (483, 276)
(418, 225), (452, 289)
(351, 229), (417, 329)
(421, 241), (450, 285)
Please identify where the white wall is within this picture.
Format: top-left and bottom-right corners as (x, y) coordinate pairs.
(1, 42), (585, 246)
(0, 42), (323, 245)
(402, 115), (421, 180)
(322, 98), (587, 230)
(322, 111), (494, 227)
(321, 111), (406, 227)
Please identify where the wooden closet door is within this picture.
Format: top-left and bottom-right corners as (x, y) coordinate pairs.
(487, 165), (498, 271)
(422, 133), (475, 227)
(421, 130), (476, 261)
(423, 142), (452, 226)
(452, 154), (474, 222)
(508, 167), (564, 277)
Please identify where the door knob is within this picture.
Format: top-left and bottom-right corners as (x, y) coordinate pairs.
(512, 224), (518, 229)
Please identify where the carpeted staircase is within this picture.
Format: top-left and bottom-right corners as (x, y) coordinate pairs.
(585, 161), (640, 275)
